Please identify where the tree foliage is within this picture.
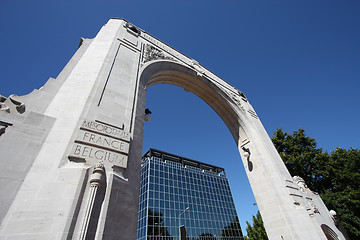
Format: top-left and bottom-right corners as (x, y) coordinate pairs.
(272, 128), (360, 240)
(245, 211), (268, 240)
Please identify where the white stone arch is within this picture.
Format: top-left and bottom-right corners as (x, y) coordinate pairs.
(136, 59), (323, 240)
(0, 19), (346, 240)
(139, 60), (245, 143)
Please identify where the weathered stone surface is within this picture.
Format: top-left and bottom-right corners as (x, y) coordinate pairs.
(0, 18), (346, 240)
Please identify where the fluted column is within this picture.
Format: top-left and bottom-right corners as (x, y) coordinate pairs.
(79, 161), (105, 240)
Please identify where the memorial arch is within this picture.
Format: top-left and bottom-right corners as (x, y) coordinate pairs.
(140, 60), (242, 142)
(0, 19), (345, 240)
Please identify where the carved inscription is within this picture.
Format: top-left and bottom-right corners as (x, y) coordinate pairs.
(75, 130), (129, 154)
(72, 144), (128, 168)
(69, 120), (130, 168)
(81, 120), (130, 141)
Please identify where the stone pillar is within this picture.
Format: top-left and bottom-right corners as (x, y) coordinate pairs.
(79, 162), (104, 240)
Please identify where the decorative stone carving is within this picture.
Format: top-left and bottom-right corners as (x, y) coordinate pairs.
(293, 176), (319, 215)
(0, 121), (12, 137)
(242, 146), (253, 172)
(124, 22), (141, 36)
(0, 103), (10, 113)
(225, 90), (246, 112)
(329, 210), (339, 226)
(0, 95), (10, 113)
(143, 44), (174, 63)
(0, 95), (7, 102)
(0, 94), (26, 113)
(191, 59), (205, 77)
(8, 94), (25, 113)
(293, 176), (313, 194)
(0, 125), (6, 136)
(306, 197), (319, 214)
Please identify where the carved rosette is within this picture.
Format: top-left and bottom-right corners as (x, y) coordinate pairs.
(142, 44), (174, 63)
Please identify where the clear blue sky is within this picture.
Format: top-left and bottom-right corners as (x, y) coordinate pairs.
(1, 0), (359, 234)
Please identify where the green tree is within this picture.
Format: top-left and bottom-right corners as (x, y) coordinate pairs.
(245, 211), (268, 240)
(271, 127), (329, 192)
(272, 128), (360, 239)
(320, 147), (360, 240)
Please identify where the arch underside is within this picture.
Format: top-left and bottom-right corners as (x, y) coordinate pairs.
(140, 60), (246, 145)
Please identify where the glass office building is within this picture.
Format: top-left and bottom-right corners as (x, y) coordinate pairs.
(137, 149), (244, 240)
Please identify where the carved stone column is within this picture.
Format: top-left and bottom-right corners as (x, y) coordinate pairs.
(79, 161), (105, 240)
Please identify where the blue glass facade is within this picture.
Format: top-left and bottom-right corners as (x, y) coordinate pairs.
(137, 149), (244, 240)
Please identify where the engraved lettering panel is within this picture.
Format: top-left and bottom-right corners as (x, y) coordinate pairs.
(81, 120), (130, 141)
(75, 130), (129, 154)
(69, 119), (131, 169)
(69, 144), (128, 168)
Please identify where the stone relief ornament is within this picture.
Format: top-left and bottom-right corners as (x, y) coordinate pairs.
(293, 176), (314, 194)
(0, 95), (9, 113)
(0, 94), (26, 113)
(306, 198), (319, 214)
(0, 103), (10, 113)
(0, 125), (7, 136)
(142, 44), (174, 63)
(8, 94), (26, 113)
(0, 121), (12, 137)
(225, 90), (246, 112)
(294, 176), (319, 195)
(124, 22), (141, 36)
(0, 95), (7, 102)
(191, 59), (205, 77)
